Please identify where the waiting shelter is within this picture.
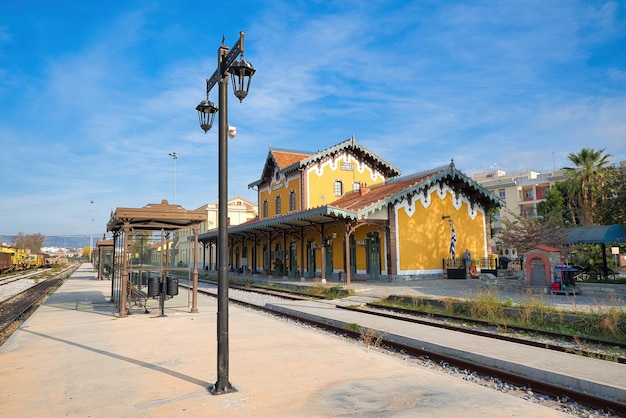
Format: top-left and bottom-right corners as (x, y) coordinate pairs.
(565, 224), (626, 278)
(106, 200), (206, 317)
(94, 238), (114, 280)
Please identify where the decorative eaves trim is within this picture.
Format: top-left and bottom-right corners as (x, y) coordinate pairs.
(353, 162), (503, 218)
(297, 136), (401, 177)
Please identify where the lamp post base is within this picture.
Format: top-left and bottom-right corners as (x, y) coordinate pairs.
(209, 381), (237, 395)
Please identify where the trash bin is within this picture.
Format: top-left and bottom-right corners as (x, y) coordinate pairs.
(147, 276), (160, 297)
(166, 276), (179, 296)
(499, 256), (510, 269)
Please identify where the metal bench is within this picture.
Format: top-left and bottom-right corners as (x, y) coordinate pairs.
(128, 283), (149, 314)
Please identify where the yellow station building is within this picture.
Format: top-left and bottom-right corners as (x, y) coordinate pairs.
(198, 136), (502, 283)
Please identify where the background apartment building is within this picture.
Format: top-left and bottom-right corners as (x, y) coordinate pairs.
(175, 197), (258, 268)
(473, 169), (569, 226)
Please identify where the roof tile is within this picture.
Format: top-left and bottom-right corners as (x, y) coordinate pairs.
(271, 150), (311, 170)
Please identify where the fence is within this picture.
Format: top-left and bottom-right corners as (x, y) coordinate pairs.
(443, 255), (523, 278)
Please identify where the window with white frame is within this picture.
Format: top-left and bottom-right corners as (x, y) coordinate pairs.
(334, 180), (343, 196)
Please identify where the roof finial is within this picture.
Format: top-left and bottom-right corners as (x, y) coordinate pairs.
(450, 158), (455, 169)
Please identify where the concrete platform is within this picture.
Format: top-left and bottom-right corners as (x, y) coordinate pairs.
(0, 264), (584, 417)
(268, 300), (626, 401)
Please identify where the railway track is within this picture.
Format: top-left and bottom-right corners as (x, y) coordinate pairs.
(0, 269), (46, 286)
(188, 281), (626, 416)
(197, 277), (626, 363)
(349, 304), (626, 363)
(0, 265), (77, 345)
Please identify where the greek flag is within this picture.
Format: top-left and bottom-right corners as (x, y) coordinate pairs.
(449, 223), (456, 260)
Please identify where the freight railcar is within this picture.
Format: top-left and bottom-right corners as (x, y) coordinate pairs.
(0, 246), (43, 273)
(0, 252), (12, 273)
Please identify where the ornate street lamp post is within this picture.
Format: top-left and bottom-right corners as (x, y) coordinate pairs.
(168, 152), (178, 204)
(90, 200), (94, 267)
(195, 31), (255, 395)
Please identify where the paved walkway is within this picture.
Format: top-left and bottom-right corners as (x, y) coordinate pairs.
(0, 264), (576, 417)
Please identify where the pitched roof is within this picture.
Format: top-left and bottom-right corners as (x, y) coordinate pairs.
(330, 161), (502, 217)
(200, 162), (503, 241)
(271, 150), (311, 170)
(248, 148), (311, 188)
(107, 200), (206, 232)
(534, 244), (561, 252)
(297, 136), (400, 178)
(248, 136), (401, 188)
(331, 168), (442, 213)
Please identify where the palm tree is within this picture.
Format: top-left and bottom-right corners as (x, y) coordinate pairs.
(563, 147), (613, 226)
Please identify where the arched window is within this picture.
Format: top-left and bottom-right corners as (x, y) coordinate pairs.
(275, 195), (281, 215)
(289, 190), (296, 212)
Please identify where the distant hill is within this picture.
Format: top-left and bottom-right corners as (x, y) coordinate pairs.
(43, 235), (92, 249)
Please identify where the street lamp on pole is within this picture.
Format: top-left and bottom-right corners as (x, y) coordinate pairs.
(195, 31), (255, 395)
(169, 152), (178, 204)
(90, 200), (94, 267)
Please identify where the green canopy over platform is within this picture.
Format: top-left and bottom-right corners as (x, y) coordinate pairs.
(565, 224), (626, 278)
(565, 224), (626, 244)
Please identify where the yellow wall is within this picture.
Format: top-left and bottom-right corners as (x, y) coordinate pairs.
(229, 223), (386, 274)
(396, 183), (486, 273)
(306, 154), (385, 207)
(258, 173), (301, 219)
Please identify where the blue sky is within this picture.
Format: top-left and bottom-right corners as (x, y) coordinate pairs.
(1, 1), (625, 239)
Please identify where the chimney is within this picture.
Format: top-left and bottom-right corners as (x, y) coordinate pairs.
(359, 183), (369, 196)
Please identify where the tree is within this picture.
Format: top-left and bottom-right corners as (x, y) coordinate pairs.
(563, 147), (613, 226)
(498, 214), (566, 254)
(10, 233), (45, 254)
(537, 181), (576, 226)
(130, 231), (154, 265)
(593, 167), (626, 225)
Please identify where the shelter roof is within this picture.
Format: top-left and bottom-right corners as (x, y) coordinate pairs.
(107, 200), (206, 232)
(199, 206), (356, 240)
(565, 224), (626, 244)
(96, 239), (114, 248)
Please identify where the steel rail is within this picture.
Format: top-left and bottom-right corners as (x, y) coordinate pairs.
(363, 303), (626, 352)
(0, 265), (77, 336)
